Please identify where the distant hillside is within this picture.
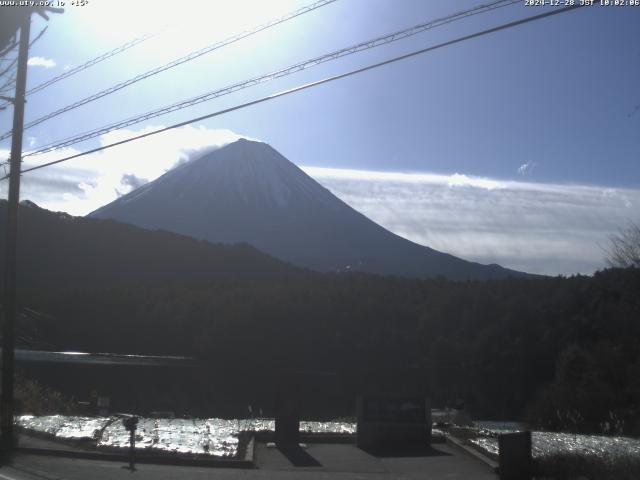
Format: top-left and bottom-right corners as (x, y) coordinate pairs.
(0, 200), (298, 291)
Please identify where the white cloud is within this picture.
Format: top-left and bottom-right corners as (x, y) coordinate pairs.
(302, 166), (640, 276)
(117, 173), (148, 197)
(3, 125), (250, 215)
(27, 57), (56, 68)
(303, 167), (505, 190)
(517, 161), (537, 176)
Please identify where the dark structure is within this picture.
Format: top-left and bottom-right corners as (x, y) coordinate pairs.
(498, 431), (532, 480)
(272, 370), (339, 446)
(274, 397), (300, 446)
(274, 369), (299, 446)
(14, 349), (197, 415)
(353, 366), (431, 451)
(356, 395), (431, 450)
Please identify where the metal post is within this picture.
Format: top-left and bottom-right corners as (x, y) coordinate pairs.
(1, 8), (31, 450)
(128, 427), (136, 470)
(122, 416), (138, 471)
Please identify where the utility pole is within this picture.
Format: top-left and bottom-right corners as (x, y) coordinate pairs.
(1, 7), (31, 450)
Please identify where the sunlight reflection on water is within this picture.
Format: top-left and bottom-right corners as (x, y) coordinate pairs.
(469, 423), (640, 464)
(17, 415), (356, 457)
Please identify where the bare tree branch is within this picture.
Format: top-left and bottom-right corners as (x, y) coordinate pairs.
(606, 222), (640, 268)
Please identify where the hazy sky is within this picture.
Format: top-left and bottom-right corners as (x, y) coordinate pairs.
(0, 0), (638, 276)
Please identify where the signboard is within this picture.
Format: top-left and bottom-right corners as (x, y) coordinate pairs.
(357, 395), (431, 449)
(363, 396), (426, 423)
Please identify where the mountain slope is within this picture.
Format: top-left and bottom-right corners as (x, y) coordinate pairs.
(0, 200), (297, 291)
(90, 139), (527, 280)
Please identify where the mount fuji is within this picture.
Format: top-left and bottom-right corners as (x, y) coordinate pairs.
(89, 139), (526, 280)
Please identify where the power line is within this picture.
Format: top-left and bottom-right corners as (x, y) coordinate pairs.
(5, 3), (587, 181)
(0, 73), (17, 92)
(0, 0), (338, 141)
(0, 75), (17, 97)
(24, 0), (519, 157)
(26, 31), (158, 96)
(0, 30), (160, 112)
(0, 26), (152, 113)
(0, 56), (19, 79)
(0, 26), (47, 83)
(0, 41), (18, 60)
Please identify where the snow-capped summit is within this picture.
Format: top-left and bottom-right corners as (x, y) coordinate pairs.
(89, 139), (525, 280)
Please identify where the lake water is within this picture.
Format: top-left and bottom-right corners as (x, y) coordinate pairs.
(17, 415), (356, 457)
(470, 421), (640, 467)
(18, 415), (639, 463)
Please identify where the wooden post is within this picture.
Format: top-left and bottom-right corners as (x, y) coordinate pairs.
(1, 8), (31, 451)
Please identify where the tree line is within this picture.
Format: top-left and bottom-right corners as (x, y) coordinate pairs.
(16, 268), (640, 434)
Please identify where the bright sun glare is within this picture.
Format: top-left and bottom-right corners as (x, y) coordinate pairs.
(78, 0), (300, 56)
